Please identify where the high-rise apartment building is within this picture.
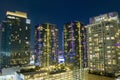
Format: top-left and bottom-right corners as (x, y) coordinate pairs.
(1, 11), (31, 67)
(63, 21), (87, 68)
(35, 23), (58, 67)
(86, 12), (120, 76)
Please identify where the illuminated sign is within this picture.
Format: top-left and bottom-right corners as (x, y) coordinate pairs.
(94, 14), (108, 22)
(90, 12), (118, 24)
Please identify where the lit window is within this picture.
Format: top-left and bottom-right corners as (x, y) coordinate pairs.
(19, 40), (21, 44)
(110, 25), (113, 27)
(15, 36), (17, 40)
(118, 53), (120, 55)
(107, 46), (110, 48)
(10, 24), (12, 26)
(9, 42), (11, 45)
(26, 19), (31, 24)
(89, 43), (92, 45)
(113, 60), (116, 64)
(94, 34), (98, 37)
(37, 26), (41, 30)
(116, 33), (119, 36)
(26, 41), (29, 44)
(89, 37), (92, 41)
(25, 37), (28, 39)
(92, 55), (95, 57)
(88, 27), (91, 33)
(108, 61), (111, 64)
(112, 51), (115, 53)
(89, 51), (92, 53)
(106, 37), (110, 40)
(107, 55), (111, 58)
(105, 26), (109, 28)
(89, 47), (92, 49)
(26, 26), (28, 30)
(68, 25), (71, 28)
(111, 37), (115, 40)
(90, 55), (92, 59)
(19, 28), (22, 31)
(107, 51), (111, 53)
(112, 46), (115, 48)
(55, 29), (58, 31)
(106, 27), (109, 30)
(118, 57), (120, 59)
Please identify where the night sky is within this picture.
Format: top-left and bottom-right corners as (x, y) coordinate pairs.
(0, 0), (120, 50)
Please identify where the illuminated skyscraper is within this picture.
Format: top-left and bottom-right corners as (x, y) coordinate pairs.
(86, 12), (120, 76)
(35, 23), (58, 67)
(63, 21), (87, 68)
(1, 11), (31, 67)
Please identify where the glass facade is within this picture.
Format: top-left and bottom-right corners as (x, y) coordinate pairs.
(86, 12), (120, 76)
(35, 23), (58, 67)
(1, 11), (31, 67)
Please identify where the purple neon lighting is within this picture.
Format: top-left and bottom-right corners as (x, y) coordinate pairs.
(115, 44), (120, 46)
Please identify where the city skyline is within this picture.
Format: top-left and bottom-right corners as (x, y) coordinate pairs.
(0, 1), (120, 79)
(0, 0), (120, 50)
(0, 10), (118, 80)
